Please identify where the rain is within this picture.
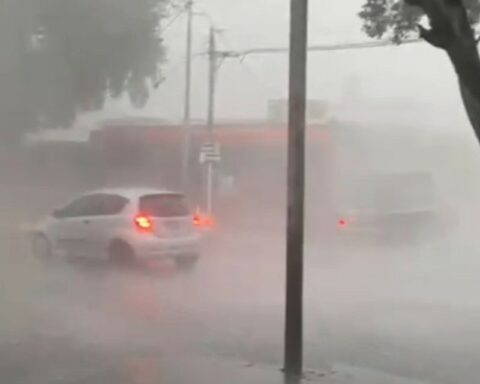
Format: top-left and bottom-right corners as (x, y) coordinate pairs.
(1, 1), (480, 383)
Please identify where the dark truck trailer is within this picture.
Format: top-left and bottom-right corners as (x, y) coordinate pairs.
(332, 171), (442, 244)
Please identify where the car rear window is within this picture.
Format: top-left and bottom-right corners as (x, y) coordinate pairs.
(139, 194), (190, 217)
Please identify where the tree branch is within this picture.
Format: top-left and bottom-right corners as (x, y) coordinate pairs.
(417, 24), (449, 48)
(407, 0), (474, 48)
(406, 1), (480, 107)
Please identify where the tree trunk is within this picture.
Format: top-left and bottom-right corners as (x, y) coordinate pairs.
(459, 80), (480, 144)
(442, 36), (480, 144)
(412, 0), (480, 145)
(439, 32), (480, 145)
(447, 38), (480, 130)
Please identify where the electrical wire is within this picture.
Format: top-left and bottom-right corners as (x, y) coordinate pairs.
(211, 37), (423, 59)
(158, 6), (187, 35)
(236, 59), (284, 96)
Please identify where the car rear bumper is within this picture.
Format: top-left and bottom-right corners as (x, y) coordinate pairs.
(129, 234), (201, 259)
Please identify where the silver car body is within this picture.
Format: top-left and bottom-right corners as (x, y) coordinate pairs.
(34, 188), (201, 261)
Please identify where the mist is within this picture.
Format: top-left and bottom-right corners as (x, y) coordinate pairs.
(2, 1), (480, 384)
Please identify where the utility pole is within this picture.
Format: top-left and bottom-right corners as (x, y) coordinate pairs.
(205, 26), (217, 215)
(207, 26), (216, 137)
(284, 0), (308, 380)
(182, 0), (194, 191)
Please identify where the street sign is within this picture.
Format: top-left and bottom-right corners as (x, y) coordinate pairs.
(199, 142), (221, 164)
(199, 141), (221, 216)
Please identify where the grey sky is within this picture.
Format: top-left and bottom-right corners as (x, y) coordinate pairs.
(95, 0), (472, 137)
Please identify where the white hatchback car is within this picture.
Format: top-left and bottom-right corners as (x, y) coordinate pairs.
(31, 188), (201, 269)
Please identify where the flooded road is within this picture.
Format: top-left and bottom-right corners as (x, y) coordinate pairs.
(1, 219), (480, 384)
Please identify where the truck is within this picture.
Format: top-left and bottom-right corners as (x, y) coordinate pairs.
(332, 171), (441, 244)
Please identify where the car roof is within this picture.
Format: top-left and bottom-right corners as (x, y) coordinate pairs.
(82, 187), (184, 200)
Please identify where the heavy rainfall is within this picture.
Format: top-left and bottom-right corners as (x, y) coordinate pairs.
(1, 1), (480, 383)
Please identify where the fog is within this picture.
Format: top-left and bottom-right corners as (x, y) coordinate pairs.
(3, 123), (480, 383)
(2, 1), (480, 384)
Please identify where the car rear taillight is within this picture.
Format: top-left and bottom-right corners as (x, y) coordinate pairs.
(338, 218), (349, 229)
(135, 214), (154, 233)
(193, 209), (215, 229)
(193, 214), (201, 227)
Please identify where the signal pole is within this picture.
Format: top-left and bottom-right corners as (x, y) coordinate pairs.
(207, 26), (216, 137)
(284, 0), (308, 381)
(182, 0), (194, 190)
(205, 26), (217, 214)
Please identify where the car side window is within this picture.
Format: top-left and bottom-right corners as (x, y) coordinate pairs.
(55, 196), (95, 218)
(55, 194), (128, 218)
(100, 194), (129, 216)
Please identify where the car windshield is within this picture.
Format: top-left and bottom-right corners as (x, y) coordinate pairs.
(139, 194), (190, 217)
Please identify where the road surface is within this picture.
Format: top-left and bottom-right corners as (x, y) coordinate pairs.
(1, 216), (480, 384)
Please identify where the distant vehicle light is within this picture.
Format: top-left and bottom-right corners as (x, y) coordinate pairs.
(203, 215), (215, 229)
(135, 214), (154, 233)
(193, 215), (201, 227)
(338, 218), (348, 229)
(193, 209), (215, 229)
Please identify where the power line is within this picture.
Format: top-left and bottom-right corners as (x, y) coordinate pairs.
(153, 54), (202, 89)
(210, 37), (422, 96)
(159, 6), (187, 35)
(236, 59), (283, 96)
(192, 3), (218, 30)
(213, 37), (423, 58)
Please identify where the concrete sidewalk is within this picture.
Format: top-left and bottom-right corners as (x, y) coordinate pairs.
(74, 355), (429, 384)
(155, 357), (428, 384)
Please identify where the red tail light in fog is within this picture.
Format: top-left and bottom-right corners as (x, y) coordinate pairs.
(338, 218), (349, 229)
(193, 213), (201, 227)
(135, 214), (154, 233)
(193, 209), (215, 229)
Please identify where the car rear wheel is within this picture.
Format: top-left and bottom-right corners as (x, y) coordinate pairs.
(109, 240), (135, 267)
(175, 254), (199, 272)
(32, 234), (52, 261)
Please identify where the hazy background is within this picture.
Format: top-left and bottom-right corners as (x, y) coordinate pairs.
(87, 0), (470, 136)
(3, 1), (480, 384)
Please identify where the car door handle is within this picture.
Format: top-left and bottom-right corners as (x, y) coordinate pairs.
(83, 219), (91, 224)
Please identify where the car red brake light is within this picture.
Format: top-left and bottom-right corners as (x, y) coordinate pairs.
(338, 218), (349, 229)
(193, 214), (201, 227)
(193, 208), (215, 229)
(135, 214), (154, 233)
